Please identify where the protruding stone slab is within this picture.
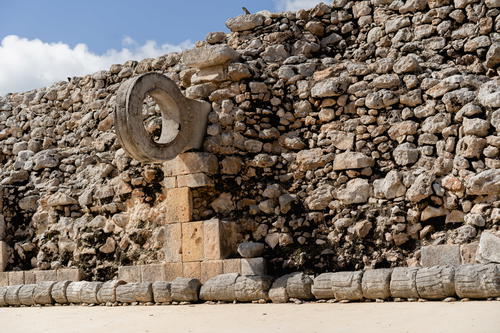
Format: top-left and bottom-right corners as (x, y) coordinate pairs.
(477, 231), (500, 264)
(416, 266), (456, 299)
(226, 14), (264, 32)
(152, 281), (172, 303)
(235, 275), (272, 302)
(5, 285), (22, 305)
(199, 273), (239, 301)
(66, 281), (86, 303)
(33, 281), (55, 305)
(162, 152), (219, 177)
(18, 284), (36, 305)
(421, 245), (461, 267)
(331, 271), (364, 301)
(97, 280), (126, 303)
(51, 281), (71, 304)
(312, 273), (336, 299)
(171, 277), (201, 302)
(455, 264), (500, 299)
(390, 267), (419, 298)
(332, 152), (374, 170)
(80, 281), (103, 304)
(204, 219), (236, 260)
(362, 269), (393, 300)
(182, 45), (239, 68)
(237, 242), (265, 258)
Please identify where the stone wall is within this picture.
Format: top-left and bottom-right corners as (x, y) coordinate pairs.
(0, 0), (499, 280)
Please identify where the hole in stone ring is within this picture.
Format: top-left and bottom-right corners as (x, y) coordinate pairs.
(141, 93), (180, 144)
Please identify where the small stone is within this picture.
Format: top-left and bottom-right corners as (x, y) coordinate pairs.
(237, 242), (265, 258)
(311, 77), (350, 97)
(477, 232), (500, 264)
(226, 14), (264, 32)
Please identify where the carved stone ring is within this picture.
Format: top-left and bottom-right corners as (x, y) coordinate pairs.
(115, 73), (211, 162)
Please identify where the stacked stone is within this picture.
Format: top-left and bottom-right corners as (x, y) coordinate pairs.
(0, 0), (498, 280)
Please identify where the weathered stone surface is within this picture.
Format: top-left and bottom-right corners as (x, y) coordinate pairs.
(56, 268), (83, 282)
(373, 171), (406, 199)
(182, 45), (239, 68)
(477, 232), (500, 264)
(390, 267), (419, 299)
(5, 285), (22, 305)
(34, 270), (57, 282)
(332, 152), (374, 170)
(477, 79), (500, 108)
(268, 274), (288, 303)
(18, 284), (36, 305)
(201, 260), (223, 283)
(337, 178), (371, 204)
(51, 281), (71, 304)
(406, 172), (434, 202)
(182, 221), (204, 262)
(312, 273), (336, 299)
(287, 272), (314, 300)
(241, 257), (267, 275)
(0, 241), (8, 272)
(141, 264), (167, 282)
(226, 14), (264, 32)
(80, 281), (103, 304)
(152, 281), (172, 303)
(0, 286), (7, 306)
(393, 143), (419, 166)
(235, 275), (272, 302)
(97, 280), (126, 303)
(8, 271), (24, 285)
(311, 77), (350, 97)
(163, 153), (219, 177)
(203, 219), (236, 261)
(331, 271), (364, 301)
(465, 170), (500, 195)
(237, 242), (265, 258)
(171, 277), (201, 302)
(160, 188), (193, 224)
(416, 266), (456, 299)
(362, 269), (393, 300)
(199, 273), (238, 301)
(116, 282), (153, 303)
(118, 265), (141, 283)
(66, 281), (86, 303)
(183, 261), (201, 280)
(455, 264), (500, 298)
(163, 223), (182, 263)
(33, 281), (55, 305)
(421, 245), (461, 266)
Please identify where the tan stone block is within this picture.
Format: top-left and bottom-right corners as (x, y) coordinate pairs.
(160, 187), (193, 223)
(201, 260), (223, 283)
(223, 258), (241, 274)
(241, 257), (267, 275)
(460, 242), (479, 264)
(164, 262), (183, 282)
(182, 221), (204, 262)
(24, 270), (35, 284)
(162, 152), (218, 177)
(163, 223), (182, 262)
(141, 264), (166, 282)
(183, 261), (201, 280)
(117, 266), (141, 283)
(34, 270), (58, 282)
(56, 268), (83, 281)
(203, 219), (236, 260)
(162, 176), (177, 189)
(177, 173), (213, 188)
(8, 271), (24, 285)
(0, 241), (8, 272)
(0, 271), (8, 286)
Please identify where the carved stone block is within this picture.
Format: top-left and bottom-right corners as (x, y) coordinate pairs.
(455, 264), (500, 299)
(362, 269), (393, 300)
(416, 266), (456, 299)
(390, 267), (419, 298)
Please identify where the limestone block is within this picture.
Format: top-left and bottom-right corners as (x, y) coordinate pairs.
(152, 281), (172, 303)
(5, 285), (22, 306)
(183, 261), (201, 280)
(0, 286), (7, 306)
(416, 266), (456, 299)
(455, 264), (500, 299)
(141, 264), (166, 282)
(241, 257), (267, 276)
(163, 223), (182, 262)
(80, 281), (103, 304)
(235, 275), (273, 302)
(389, 267), (419, 298)
(181, 45), (239, 69)
(18, 284), (36, 305)
(134, 282), (153, 303)
(461, 243), (478, 264)
(0, 241), (8, 272)
(203, 219), (235, 260)
(34, 270), (58, 282)
(477, 231), (500, 264)
(164, 262), (183, 281)
(56, 268), (83, 281)
(201, 260), (223, 283)
(66, 281), (86, 303)
(223, 259), (241, 274)
(237, 242), (265, 258)
(33, 281), (56, 305)
(199, 273), (239, 301)
(177, 173), (213, 188)
(24, 271), (35, 284)
(116, 284), (136, 303)
(269, 275), (288, 303)
(312, 273), (336, 299)
(286, 272), (314, 300)
(51, 281), (71, 304)
(331, 271), (364, 301)
(0, 272), (8, 286)
(116, 283), (153, 303)
(421, 245), (461, 266)
(182, 221), (204, 262)
(161, 187), (193, 224)
(362, 269), (393, 300)
(97, 280), (126, 303)
(8, 271), (24, 285)
(118, 265), (141, 283)
(163, 152), (219, 177)
(171, 277), (201, 302)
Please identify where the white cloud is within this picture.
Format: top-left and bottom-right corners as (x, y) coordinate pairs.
(275, 0), (325, 11)
(0, 35), (193, 96)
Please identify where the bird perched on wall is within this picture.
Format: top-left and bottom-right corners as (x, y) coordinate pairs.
(242, 7), (251, 14)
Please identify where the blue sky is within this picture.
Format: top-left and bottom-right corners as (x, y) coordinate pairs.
(0, 0), (323, 95)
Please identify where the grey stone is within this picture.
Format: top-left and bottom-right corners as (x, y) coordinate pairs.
(312, 273), (336, 299)
(171, 277), (201, 302)
(365, 90), (399, 109)
(337, 178), (372, 204)
(421, 245), (461, 267)
(304, 185), (334, 210)
(152, 281), (172, 303)
(393, 143), (419, 166)
(237, 242), (265, 258)
(241, 257), (267, 275)
(462, 118), (490, 137)
(51, 281), (71, 304)
(226, 14), (264, 32)
(406, 172), (434, 202)
(465, 170), (500, 195)
(286, 272), (314, 300)
(0, 286), (6, 306)
(416, 266), (456, 299)
(18, 284), (36, 306)
(33, 281), (55, 305)
(390, 267), (419, 299)
(332, 152), (374, 170)
(478, 80), (500, 108)
(269, 275), (288, 303)
(234, 275), (272, 302)
(330, 271), (364, 301)
(182, 45), (239, 68)
(373, 171), (406, 199)
(485, 43), (500, 68)
(455, 264), (500, 299)
(80, 281), (103, 304)
(200, 273), (239, 301)
(362, 269), (393, 300)
(5, 285), (22, 306)
(311, 77), (350, 97)
(477, 232), (500, 264)
(116, 284), (136, 303)
(66, 281), (86, 303)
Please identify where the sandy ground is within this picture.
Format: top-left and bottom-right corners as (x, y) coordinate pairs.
(0, 301), (499, 333)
